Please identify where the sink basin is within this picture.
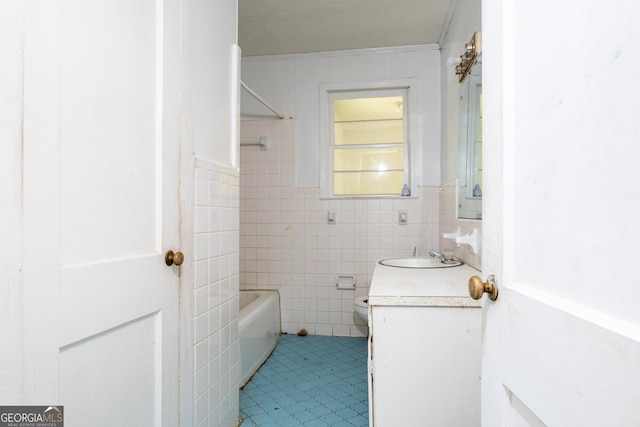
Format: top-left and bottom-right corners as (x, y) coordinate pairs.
(378, 257), (464, 268)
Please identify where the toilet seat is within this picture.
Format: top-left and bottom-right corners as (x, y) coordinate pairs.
(354, 296), (368, 307)
(354, 296), (369, 323)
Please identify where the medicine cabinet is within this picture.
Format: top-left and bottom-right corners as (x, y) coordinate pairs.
(457, 57), (482, 220)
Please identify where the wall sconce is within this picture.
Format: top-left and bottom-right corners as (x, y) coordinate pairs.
(452, 32), (481, 83)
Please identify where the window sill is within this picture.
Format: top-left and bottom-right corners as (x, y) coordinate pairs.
(319, 194), (419, 201)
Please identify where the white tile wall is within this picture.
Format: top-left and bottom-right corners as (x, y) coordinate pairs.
(193, 157), (240, 427)
(439, 180), (482, 269)
(240, 119), (441, 337)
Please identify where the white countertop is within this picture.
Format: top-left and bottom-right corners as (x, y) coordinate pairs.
(369, 259), (482, 307)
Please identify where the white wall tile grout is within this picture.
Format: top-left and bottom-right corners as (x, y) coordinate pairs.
(192, 160), (240, 426)
(239, 119), (446, 337)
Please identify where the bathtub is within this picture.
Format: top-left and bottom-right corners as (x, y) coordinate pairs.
(239, 290), (281, 387)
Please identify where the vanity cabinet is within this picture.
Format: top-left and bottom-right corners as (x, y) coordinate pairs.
(368, 261), (482, 426)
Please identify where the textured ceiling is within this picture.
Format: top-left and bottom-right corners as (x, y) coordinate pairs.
(238, 0), (453, 57)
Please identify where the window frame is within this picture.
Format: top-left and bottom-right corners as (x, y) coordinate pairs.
(319, 79), (419, 199)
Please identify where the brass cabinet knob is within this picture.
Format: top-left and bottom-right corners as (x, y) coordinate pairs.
(165, 250), (184, 266)
(468, 275), (498, 301)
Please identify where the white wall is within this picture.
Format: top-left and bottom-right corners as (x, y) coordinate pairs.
(188, 0), (240, 165)
(438, 0), (483, 269)
(182, 1), (240, 426)
(238, 47), (450, 335)
(239, 119), (441, 336)
(241, 46), (442, 187)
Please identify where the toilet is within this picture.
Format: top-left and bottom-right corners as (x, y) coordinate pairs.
(354, 296), (369, 323)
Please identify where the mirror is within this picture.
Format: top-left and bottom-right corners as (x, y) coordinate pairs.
(457, 56), (482, 220)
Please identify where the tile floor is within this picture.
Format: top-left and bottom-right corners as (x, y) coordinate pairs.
(239, 334), (369, 426)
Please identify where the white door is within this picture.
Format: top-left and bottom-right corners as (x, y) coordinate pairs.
(22, 1), (182, 425)
(481, 1), (640, 425)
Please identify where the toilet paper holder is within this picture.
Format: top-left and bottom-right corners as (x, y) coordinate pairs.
(336, 274), (356, 290)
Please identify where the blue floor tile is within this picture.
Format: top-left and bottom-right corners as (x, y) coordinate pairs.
(240, 334), (368, 427)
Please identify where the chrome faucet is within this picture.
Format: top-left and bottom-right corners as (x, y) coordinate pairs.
(429, 249), (457, 264)
(413, 246), (417, 257)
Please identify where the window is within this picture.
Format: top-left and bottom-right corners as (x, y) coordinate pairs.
(321, 82), (415, 198)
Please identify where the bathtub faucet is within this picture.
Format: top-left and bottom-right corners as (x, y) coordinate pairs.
(413, 246), (417, 257)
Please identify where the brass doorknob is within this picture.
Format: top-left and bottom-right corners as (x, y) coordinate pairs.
(468, 275), (498, 301)
(165, 250), (184, 266)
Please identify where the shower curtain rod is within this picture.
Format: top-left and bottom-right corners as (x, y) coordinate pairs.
(240, 80), (285, 119)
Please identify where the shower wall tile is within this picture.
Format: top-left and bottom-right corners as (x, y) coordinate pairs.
(240, 119), (441, 337)
(193, 157), (240, 427)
